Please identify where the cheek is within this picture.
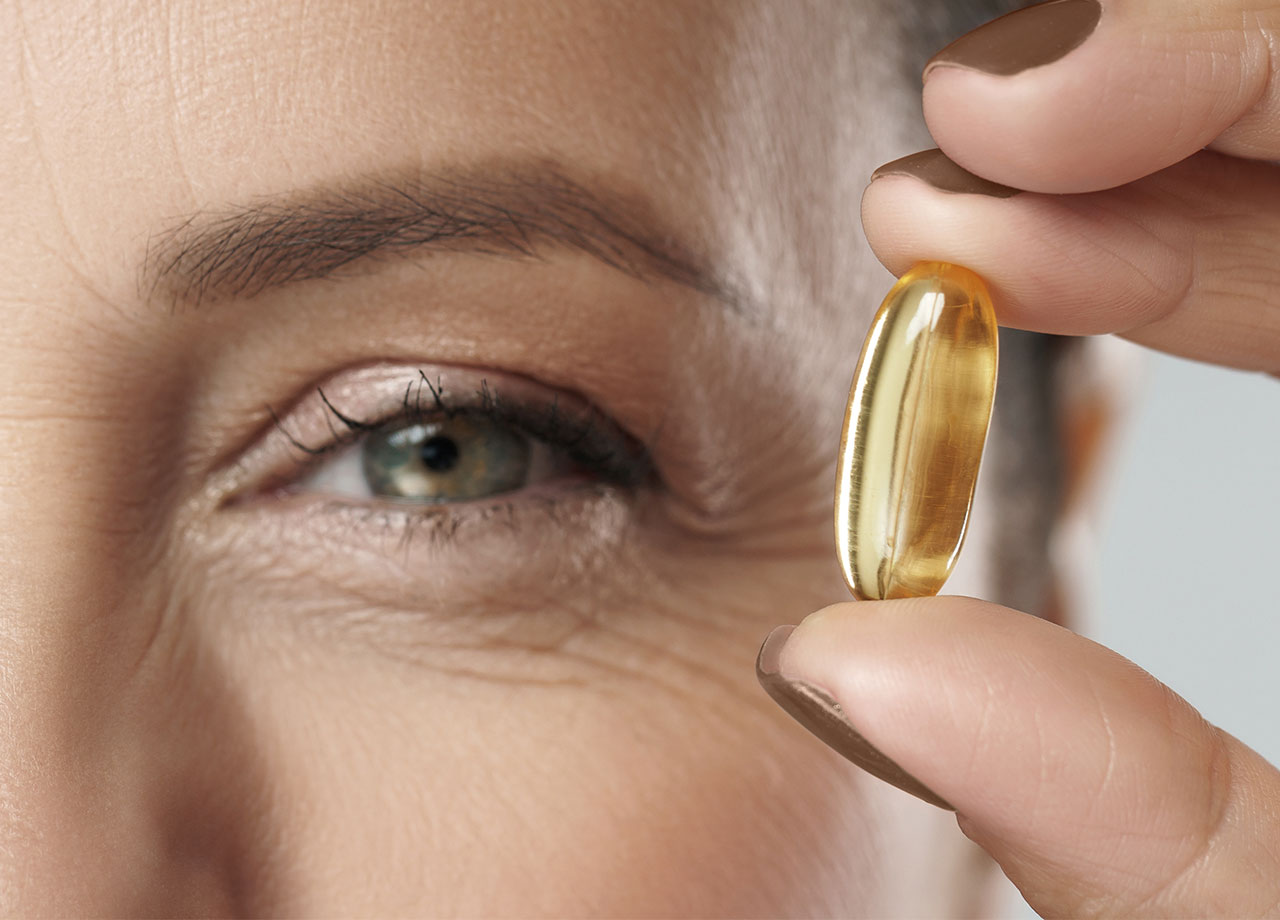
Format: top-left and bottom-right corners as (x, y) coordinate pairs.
(134, 551), (876, 916)
(214, 641), (880, 916)
(4, 400), (883, 918)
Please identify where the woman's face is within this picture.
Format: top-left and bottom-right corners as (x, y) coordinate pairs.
(0, 2), (988, 914)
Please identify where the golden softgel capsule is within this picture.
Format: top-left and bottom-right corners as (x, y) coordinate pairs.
(836, 261), (998, 600)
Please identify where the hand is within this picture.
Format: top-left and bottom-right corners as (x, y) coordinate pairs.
(760, 1), (1280, 916)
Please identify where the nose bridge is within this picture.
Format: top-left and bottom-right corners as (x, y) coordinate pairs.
(0, 365), (269, 914)
(0, 519), (271, 914)
(0, 454), (136, 909)
(0, 11), (285, 907)
(0, 570), (133, 910)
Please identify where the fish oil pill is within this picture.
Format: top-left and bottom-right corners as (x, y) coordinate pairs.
(835, 261), (998, 600)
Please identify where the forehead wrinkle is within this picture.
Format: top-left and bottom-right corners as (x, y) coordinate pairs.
(140, 159), (749, 314)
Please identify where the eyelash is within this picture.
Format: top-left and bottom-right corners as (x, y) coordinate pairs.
(266, 370), (653, 497)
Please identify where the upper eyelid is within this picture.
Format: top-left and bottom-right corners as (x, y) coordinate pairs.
(284, 371), (624, 466)
(267, 373), (452, 459)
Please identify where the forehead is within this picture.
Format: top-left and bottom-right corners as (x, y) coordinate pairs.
(2, 0), (895, 316)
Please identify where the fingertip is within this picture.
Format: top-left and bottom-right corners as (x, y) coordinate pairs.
(920, 65), (1139, 194)
(859, 171), (1012, 278)
(919, 3), (1275, 192)
(921, 0), (1102, 83)
(861, 162), (1194, 338)
(868, 148), (1021, 198)
(784, 595), (1024, 674)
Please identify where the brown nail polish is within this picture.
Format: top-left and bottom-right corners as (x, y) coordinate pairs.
(925, 0), (1102, 79)
(870, 149), (1020, 199)
(755, 626), (953, 811)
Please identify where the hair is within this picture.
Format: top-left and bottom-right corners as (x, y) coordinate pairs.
(897, 0), (1072, 618)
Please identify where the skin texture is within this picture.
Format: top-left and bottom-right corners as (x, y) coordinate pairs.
(7, 0), (1274, 916)
(0, 1), (994, 915)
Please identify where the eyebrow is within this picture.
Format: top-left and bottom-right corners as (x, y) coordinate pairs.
(143, 160), (741, 311)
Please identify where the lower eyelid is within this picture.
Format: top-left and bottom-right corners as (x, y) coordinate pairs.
(192, 478), (654, 662)
(221, 478), (641, 574)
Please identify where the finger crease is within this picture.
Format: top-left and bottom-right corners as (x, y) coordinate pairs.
(1130, 725), (1235, 913)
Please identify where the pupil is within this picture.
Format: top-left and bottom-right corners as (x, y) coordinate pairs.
(419, 434), (460, 472)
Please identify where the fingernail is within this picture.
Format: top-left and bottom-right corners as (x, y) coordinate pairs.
(755, 625), (953, 811)
(925, 0), (1102, 79)
(870, 148), (1020, 198)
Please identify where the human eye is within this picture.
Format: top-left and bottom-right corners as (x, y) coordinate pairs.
(280, 370), (647, 509)
(209, 361), (660, 596)
(197, 362), (665, 644)
(236, 364), (652, 516)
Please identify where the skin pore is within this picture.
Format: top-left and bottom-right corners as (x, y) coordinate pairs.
(0, 1), (1039, 914)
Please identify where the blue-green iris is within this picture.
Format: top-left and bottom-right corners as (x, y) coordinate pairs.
(361, 416), (531, 502)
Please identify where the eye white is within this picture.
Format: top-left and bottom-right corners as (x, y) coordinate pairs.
(298, 440), (371, 497)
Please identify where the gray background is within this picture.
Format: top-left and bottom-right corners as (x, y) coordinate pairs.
(1002, 344), (1278, 918)
(1094, 347), (1278, 766)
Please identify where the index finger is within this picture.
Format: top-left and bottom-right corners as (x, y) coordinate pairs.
(921, 0), (1280, 194)
(859, 148), (1280, 372)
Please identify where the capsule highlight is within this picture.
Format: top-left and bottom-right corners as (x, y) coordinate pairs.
(835, 261), (998, 600)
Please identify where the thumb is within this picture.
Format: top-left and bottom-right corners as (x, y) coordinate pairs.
(757, 598), (1280, 917)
